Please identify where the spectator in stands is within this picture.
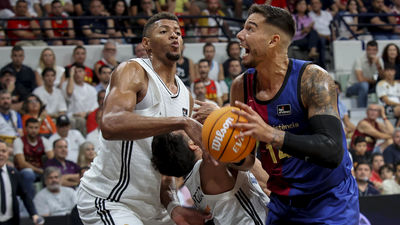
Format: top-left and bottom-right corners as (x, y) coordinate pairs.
(0, 90), (23, 138)
(0, 0), (14, 18)
(193, 80), (218, 106)
(62, 64), (98, 135)
(95, 65), (111, 93)
(44, 139), (80, 187)
(222, 41), (244, 79)
(355, 161), (381, 196)
(80, 0), (115, 45)
(1, 46), (37, 95)
(33, 68), (67, 119)
(77, 141), (96, 168)
(33, 166), (77, 216)
(21, 94), (57, 138)
(7, 0), (46, 46)
(13, 118), (53, 199)
(193, 59), (223, 106)
(133, 0), (159, 36)
(0, 26), (6, 46)
(43, 0), (82, 46)
(309, 0), (334, 68)
(111, 0), (135, 44)
(337, 0), (364, 40)
(0, 68), (30, 108)
(86, 108), (102, 151)
(350, 104), (394, 154)
(350, 136), (369, 167)
(71, 0), (88, 16)
(0, 140), (41, 225)
(391, 0), (400, 26)
(64, 45), (95, 85)
(10, 0), (42, 17)
(224, 58), (242, 102)
(291, 0), (319, 61)
(86, 90), (105, 136)
(376, 65), (400, 124)
(365, 0), (398, 40)
(346, 40), (383, 107)
(335, 81), (356, 135)
(42, 0), (74, 15)
(176, 43), (196, 88)
(48, 115), (85, 164)
(383, 128), (400, 167)
(381, 43), (400, 80)
(34, 48), (65, 87)
(382, 162), (400, 194)
(201, 42), (224, 82)
(198, 0), (232, 42)
(370, 152), (385, 189)
(94, 41), (119, 82)
(379, 164), (394, 181)
(133, 42), (147, 58)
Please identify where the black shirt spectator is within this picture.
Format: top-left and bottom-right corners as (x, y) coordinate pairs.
(383, 144), (400, 167)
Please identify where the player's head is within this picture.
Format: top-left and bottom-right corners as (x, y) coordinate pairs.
(151, 131), (196, 177)
(353, 136), (367, 155)
(142, 12), (182, 61)
(236, 4), (295, 68)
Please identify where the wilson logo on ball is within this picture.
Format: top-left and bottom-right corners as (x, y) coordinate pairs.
(212, 117), (234, 151)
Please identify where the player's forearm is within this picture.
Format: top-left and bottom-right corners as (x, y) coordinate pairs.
(101, 113), (188, 140)
(282, 115), (344, 169)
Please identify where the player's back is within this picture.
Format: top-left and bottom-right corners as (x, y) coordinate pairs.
(184, 160), (269, 225)
(79, 58), (191, 221)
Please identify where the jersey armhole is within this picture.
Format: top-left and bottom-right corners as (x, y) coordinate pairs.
(297, 62), (312, 112)
(243, 72), (248, 105)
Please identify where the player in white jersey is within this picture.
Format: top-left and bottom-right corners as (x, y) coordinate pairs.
(77, 12), (210, 225)
(152, 132), (270, 225)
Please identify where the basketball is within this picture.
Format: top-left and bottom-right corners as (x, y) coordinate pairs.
(202, 106), (256, 163)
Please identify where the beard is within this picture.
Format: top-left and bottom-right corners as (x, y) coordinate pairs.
(166, 52), (180, 61)
(47, 183), (61, 192)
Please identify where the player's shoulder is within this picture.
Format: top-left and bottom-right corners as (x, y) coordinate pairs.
(301, 64), (334, 92)
(109, 59), (148, 89)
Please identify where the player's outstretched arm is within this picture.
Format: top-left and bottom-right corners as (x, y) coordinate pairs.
(100, 61), (202, 144)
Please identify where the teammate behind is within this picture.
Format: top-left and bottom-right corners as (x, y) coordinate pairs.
(152, 132), (269, 225)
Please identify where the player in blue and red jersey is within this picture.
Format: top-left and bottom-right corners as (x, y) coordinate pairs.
(229, 4), (359, 225)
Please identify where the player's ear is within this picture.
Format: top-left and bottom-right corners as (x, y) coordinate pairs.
(268, 34), (280, 48)
(142, 37), (151, 52)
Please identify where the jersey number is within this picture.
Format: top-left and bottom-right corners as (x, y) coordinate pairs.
(266, 144), (290, 164)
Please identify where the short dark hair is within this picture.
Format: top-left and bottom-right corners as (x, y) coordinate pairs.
(198, 58), (209, 66)
(25, 117), (39, 127)
(354, 136), (367, 145)
(371, 152), (383, 163)
(99, 65), (111, 74)
(384, 63), (396, 71)
(151, 132), (196, 177)
(53, 138), (66, 149)
(248, 4), (295, 39)
(355, 161), (371, 171)
(143, 12), (179, 37)
(366, 40), (378, 48)
(51, 0), (62, 6)
(12, 46), (23, 53)
(73, 45), (86, 54)
(74, 63), (86, 71)
(41, 67), (56, 77)
(203, 42), (215, 53)
(379, 164), (393, 175)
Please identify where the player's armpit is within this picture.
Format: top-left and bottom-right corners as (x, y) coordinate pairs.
(300, 65), (339, 119)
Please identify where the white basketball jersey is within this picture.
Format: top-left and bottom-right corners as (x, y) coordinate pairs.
(79, 58), (190, 222)
(184, 160), (269, 225)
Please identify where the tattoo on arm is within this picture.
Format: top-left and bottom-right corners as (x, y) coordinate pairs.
(271, 129), (285, 150)
(301, 65), (339, 118)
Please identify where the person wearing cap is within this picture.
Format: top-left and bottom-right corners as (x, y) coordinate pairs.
(48, 115), (85, 164)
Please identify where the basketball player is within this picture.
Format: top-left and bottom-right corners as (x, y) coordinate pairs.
(229, 5), (359, 224)
(152, 132), (269, 225)
(77, 13), (209, 225)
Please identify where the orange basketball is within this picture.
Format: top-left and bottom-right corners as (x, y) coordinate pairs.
(202, 106), (256, 163)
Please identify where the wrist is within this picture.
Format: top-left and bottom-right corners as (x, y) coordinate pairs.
(167, 201), (180, 217)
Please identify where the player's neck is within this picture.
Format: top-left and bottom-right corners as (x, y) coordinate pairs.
(151, 58), (177, 85)
(256, 54), (289, 91)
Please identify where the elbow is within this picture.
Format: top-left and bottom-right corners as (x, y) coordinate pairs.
(100, 115), (119, 140)
(324, 144), (344, 169)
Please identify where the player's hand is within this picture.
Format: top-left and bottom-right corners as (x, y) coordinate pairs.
(171, 206), (211, 225)
(192, 100), (220, 124)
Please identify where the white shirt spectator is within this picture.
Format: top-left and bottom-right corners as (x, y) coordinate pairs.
(348, 54), (383, 86)
(48, 130), (85, 163)
(35, 66), (65, 88)
(33, 186), (77, 216)
(382, 179), (400, 195)
(86, 128), (100, 153)
(62, 82), (98, 118)
(13, 136), (52, 155)
(309, 10), (333, 36)
(33, 86), (67, 116)
(376, 80), (400, 105)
